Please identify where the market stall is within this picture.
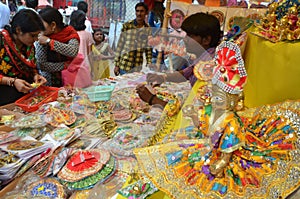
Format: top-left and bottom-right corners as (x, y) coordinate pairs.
(0, 0), (300, 198)
(0, 72), (191, 199)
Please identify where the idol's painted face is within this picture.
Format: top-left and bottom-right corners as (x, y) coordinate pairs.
(211, 84), (239, 111)
(211, 85), (227, 111)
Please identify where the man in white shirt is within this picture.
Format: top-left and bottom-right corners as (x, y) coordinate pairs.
(0, 2), (10, 29)
(77, 1), (93, 33)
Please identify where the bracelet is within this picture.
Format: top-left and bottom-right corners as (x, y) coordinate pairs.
(148, 94), (156, 105)
(11, 77), (17, 87)
(8, 77), (17, 87)
(0, 74), (3, 84)
(7, 78), (11, 86)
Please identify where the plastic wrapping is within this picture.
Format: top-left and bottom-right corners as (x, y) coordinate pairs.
(4, 171), (71, 199)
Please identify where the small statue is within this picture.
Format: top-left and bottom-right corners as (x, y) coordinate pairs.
(287, 4), (298, 30)
(293, 20), (300, 40)
(265, 2), (278, 28)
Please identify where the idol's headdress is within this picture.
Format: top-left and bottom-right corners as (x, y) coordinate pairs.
(212, 41), (247, 94)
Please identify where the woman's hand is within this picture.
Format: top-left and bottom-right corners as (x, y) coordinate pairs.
(136, 84), (168, 107)
(136, 84), (154, 104)
(38, 34), (51, 45)
(34, 74), (47, 85)
(146, 73), (165, 86)
(14, 79), (33, 93)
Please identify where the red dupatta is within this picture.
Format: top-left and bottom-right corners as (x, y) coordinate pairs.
(49, 26), (80, 43)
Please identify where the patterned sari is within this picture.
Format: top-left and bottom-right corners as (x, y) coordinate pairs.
(0, 29), (37, 105)
(90, 43), (110, 80)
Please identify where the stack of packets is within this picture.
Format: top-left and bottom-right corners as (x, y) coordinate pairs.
(0, 136), (53, 183)
(101, 124), (150, 158)
(67, 136), (103, 150)
(41, 126), (81, 147)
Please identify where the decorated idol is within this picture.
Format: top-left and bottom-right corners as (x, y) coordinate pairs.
(133, 41), (300, 199)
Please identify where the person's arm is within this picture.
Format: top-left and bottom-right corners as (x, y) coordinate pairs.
(165, 71), (188, 82)
(35, 41), (65, 72)
(100, 44), (115, 60)
(149, 94), (168, 107)
(50, 38), (79, 58)
(136, 84), (167, 107)
(106, 45), (115, 59)
(146, 71), (187, 85)
(0, 74), (32, 93)
(36, 39), (79, 72)
(87, 32), (95, 55)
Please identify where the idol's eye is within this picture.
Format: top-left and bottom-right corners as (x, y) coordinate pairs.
(211, 96), (224, 103)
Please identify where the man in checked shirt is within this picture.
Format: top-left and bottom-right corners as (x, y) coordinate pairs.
(114, 2), (152, 75)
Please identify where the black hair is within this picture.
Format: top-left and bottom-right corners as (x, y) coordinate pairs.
(77, 1), (88, 13)
(151, 1), (165, 26)
(25, 0), (38, 9)
(4, 9), (45, 35)
(39, 7), (65, 30)
(92, 28), (105, 42)
(69, 10), (86, 31)
(181, 12), (221, 47)
(135, 2), (148, 12)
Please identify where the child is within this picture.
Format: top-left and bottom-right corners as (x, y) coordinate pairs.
(91, 28), (115, 80)
(69, 10), (94, 71)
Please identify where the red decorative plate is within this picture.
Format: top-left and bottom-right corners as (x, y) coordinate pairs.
(57, 149), (110, 182)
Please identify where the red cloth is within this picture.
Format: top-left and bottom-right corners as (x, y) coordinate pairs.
(49, 26), (80, 43)
(144, 0), (154, 11)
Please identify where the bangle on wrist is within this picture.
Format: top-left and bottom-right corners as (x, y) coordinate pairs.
(148, 94), (156, 105)
(11, 77), (17, 87)
(6, 78), (11, 86)
(8, 77), (17, 87)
